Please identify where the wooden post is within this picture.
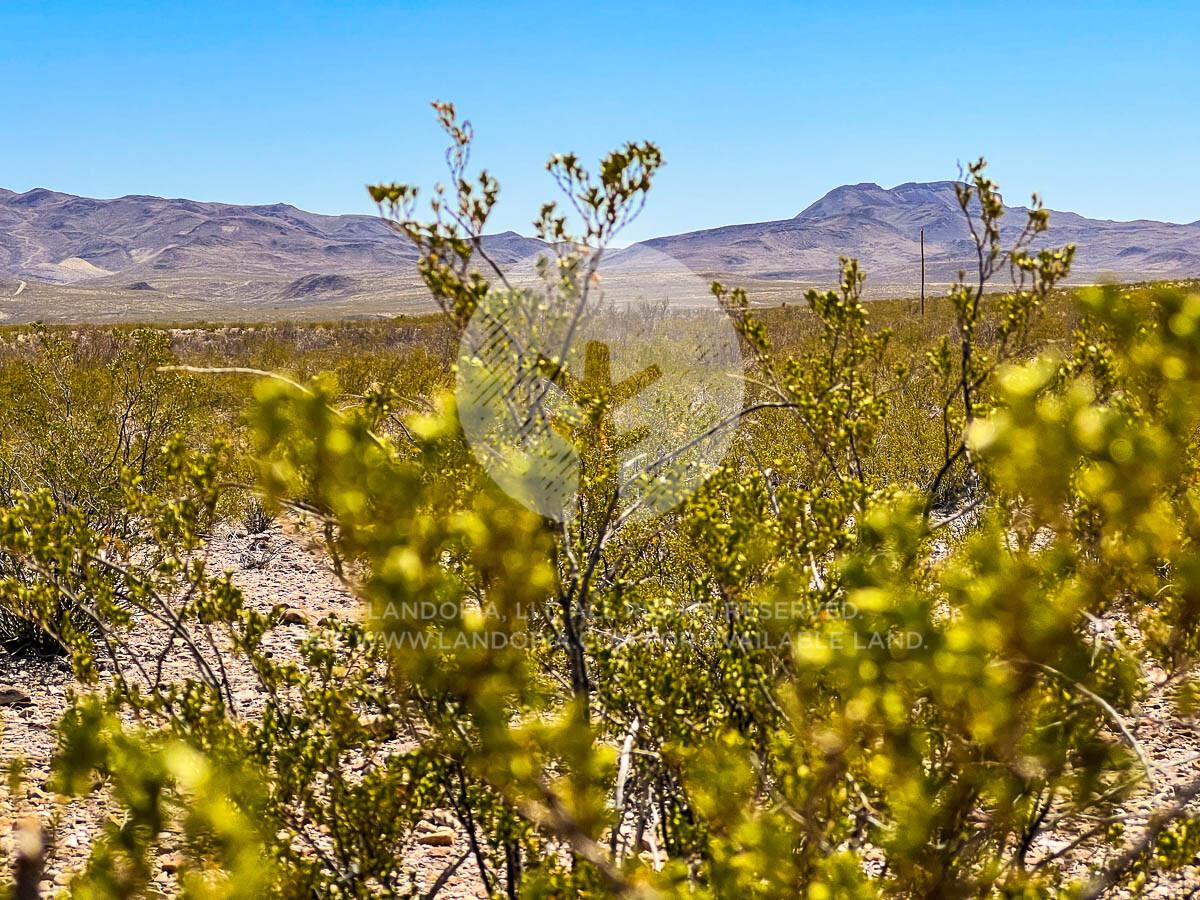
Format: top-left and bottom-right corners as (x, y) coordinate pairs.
(920, 227), (926, 316)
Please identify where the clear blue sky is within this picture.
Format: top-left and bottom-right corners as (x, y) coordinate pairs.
(2, 1), (1197, 242)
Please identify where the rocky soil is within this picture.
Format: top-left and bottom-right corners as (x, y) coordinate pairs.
(0, 520), (486, 898)
(2, 519), (1200, 896)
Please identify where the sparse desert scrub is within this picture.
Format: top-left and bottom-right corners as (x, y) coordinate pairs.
(4, 109), (1200, 899)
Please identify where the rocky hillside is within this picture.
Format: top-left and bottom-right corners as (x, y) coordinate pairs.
(0, 187), (545, 307)
(1, 183), (1198, 314)
(0, 188), (408, 284)
(634, 181), (1200, 285)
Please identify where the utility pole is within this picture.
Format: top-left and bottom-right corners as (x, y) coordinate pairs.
(920, 227), (926, 316)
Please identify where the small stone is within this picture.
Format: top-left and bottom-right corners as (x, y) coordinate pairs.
(416, 827), (456, 846)
(160, 853), (184, 874)
(0, 686), (31, 707)
(277, 607), (308, 626)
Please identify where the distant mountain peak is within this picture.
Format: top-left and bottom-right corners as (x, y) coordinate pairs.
(0, 186), (547, 294)
(796, 180), (971, 221)
(1, 183), (1197, 311)
(891, 180), (962, 191)
(9, 187), (69, 207)
(641, 179), (1200, 291)
(796, 181), (884, 210)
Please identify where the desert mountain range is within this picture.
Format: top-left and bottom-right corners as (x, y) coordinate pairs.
(636, 181), (1200, 285)
(1, 182), (1197, 320)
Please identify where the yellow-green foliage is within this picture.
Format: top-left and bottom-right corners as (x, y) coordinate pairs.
(5, 107), (1200, 898)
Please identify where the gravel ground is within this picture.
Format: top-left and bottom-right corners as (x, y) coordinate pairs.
(3, 519), (1200, 896)
(0, 519), (486, 898)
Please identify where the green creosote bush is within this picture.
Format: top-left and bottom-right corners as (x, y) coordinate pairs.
(0, 328), (217, 653)
(2, 103), (1200, 898)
